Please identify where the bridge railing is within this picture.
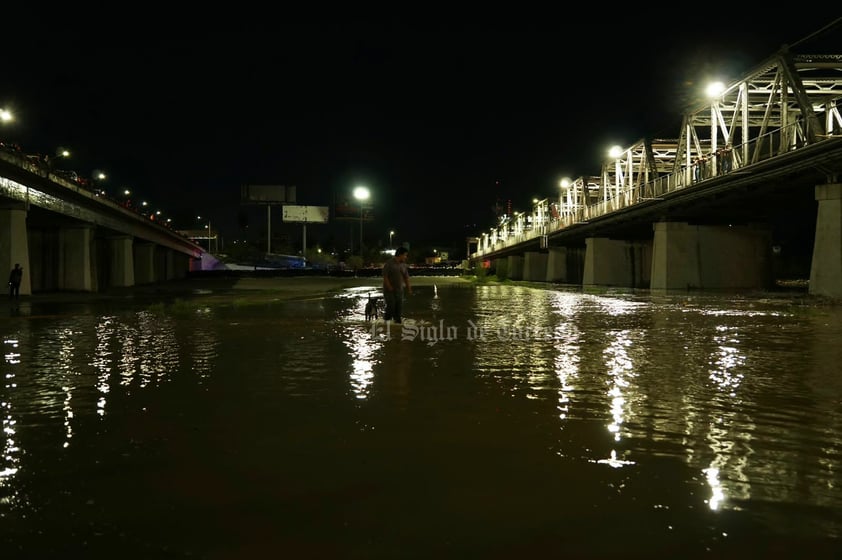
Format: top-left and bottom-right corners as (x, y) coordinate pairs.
(474, 120), (832, 257)
(0, 148), (206, 258)
(0, 148), (195, 239)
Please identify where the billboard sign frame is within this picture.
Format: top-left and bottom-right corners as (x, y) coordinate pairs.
(282, 205), (329, 224)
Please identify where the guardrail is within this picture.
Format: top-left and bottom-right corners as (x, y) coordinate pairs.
(474, 121), (839, 258)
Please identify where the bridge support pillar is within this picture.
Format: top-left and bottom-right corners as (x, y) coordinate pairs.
(545, 246), (586, 283)
(134, 242), (156, 285)
(546, 247), (568, 282)
(809, 183), (842, 299)
(507, 255), (524, 280)
(108, 235), (135, 288)
(160, 249), (190, 281)
(651, 222), (771, 291)
(172, 252), (190, 279)
(523, 251), (547, 282)
(583, 238), (651, 288)
(0, 202), (31, 296)
(61, 226), (95, 292)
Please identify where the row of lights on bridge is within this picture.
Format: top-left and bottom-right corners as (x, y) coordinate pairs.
(1, 107), (194, 228)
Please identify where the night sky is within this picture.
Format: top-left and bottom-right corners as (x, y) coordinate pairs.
(2, 17), (839, 254)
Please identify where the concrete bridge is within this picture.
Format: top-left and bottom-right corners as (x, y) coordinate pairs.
(1, 152), (203, 295)
(470, 47), (842, 299)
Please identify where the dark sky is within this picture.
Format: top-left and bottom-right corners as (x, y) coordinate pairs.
(2, 16), (839, 253)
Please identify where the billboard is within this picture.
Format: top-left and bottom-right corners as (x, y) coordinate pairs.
(241, 184), (296, 204)
(282, 205), (329, 223)
(335, 199), (374, 221)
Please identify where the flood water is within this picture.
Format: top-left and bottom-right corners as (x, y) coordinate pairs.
(1, 282), (841, 559)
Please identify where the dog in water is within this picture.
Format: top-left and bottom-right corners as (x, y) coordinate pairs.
(364, 293), (381, 321)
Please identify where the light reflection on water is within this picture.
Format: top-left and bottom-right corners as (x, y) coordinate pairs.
(1, 284), (842, 556)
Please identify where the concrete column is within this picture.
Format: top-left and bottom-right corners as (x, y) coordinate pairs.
(507, 255), (524, 280)
(584, 237), (652, 288)
(810, 183), (842, 299)
(164, 249), (177, 280)
(134, 242), (156, 285)
(172, 252), (190, 279)
(30, 229), (64, 292)
(651, 222), (771, 291)
(27, 229), (46, 292)
(0, 203), (31, 296)
(546, 247), (568, 282)
(60, 226), (95, 292)
(523, 251), (548, 282)
(108, 236), (135, 287)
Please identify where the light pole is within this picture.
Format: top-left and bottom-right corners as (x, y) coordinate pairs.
(559, 177), (573, 221)
(45, 147), (70, 172)
(353, 186), (370, 256)
(197, 215), (213, 253)
(389, 230), (395, 249)
(92, 170), (107, 196)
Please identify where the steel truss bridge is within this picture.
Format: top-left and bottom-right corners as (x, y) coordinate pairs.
(472, 46), (842, 262)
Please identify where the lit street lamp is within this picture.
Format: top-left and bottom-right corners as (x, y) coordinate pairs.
(92, 170), (107, 196)
(45, 147), (70, 173)
(197, 215), (213, 253)
(389, 230), (395, 249)
(353, 186), (370, 256)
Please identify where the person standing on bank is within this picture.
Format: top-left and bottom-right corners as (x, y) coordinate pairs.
(382, 247), (412, 323)
(9, 263), (23, 299)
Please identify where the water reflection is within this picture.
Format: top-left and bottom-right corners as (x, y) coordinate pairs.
(470, 287), (842, 527)
(343, 322), (380, 399)
(1, 285), (841, 555)
(377, 334), (412, 406)
(603, 329), (635, 442)
(548, 291), (582, 425)
(187, 309), (220, 382)
(2, 336), (21, 499)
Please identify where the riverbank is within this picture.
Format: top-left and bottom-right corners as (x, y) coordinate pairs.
(19, 274), (476, 305)
(18, 274), (815, 308)
(148, 274), (474, 298)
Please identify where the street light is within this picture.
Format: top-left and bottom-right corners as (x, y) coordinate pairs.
(559, 177), (573, 216)
(353, 186), (370, 256)
(389, 230), (395, 249)
(197, 215), (212, 252)
(92, 170), (107, 196)
(706, 81), (726, 99)
(0, 108), (12, 123)
(45, 147), (70, 173)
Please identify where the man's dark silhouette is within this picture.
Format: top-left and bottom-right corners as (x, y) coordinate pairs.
(8, 263), (23, 299)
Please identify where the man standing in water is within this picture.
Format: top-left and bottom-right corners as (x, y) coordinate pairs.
(382, 247), (412, 323)
(8, 263), (23, 299)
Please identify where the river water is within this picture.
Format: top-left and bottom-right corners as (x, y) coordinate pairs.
(1, 282), (841, 558)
